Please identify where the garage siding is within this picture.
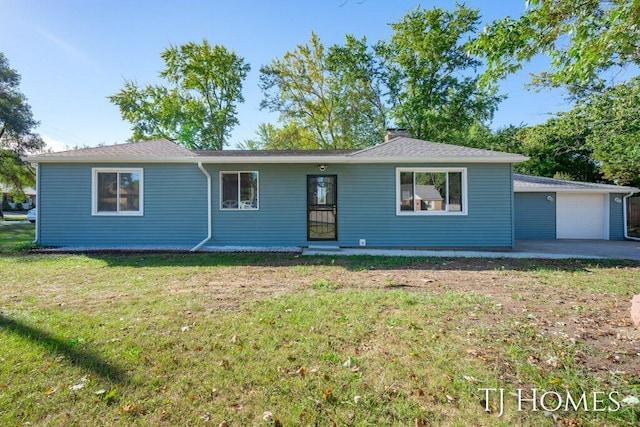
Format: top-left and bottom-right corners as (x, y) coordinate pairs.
(609, 193), (626, 241)
(514, 193), (556, 239)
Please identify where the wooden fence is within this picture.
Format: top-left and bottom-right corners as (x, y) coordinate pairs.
(628, 196), (640, 229)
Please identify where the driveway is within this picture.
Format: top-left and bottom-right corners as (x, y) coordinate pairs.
(304, 240), (640, 261)
(515, 239), (640, 261)
(0, 211), (29, 226)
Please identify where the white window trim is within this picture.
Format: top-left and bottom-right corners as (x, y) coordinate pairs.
(219, 171), (260, 211)
(396, 167), (468, 216)
(92, 167), (144, 216)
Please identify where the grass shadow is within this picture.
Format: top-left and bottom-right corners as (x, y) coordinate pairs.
(77, 252), (639, 272)
(0, 313), (128, 383)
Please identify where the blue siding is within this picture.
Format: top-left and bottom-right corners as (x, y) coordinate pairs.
(39, 162), (516, 249)
(206, 163), (515, 248)
(609, 193), (625, 240)
(514, 193), (556, 239)
(38, 163), (207, 246)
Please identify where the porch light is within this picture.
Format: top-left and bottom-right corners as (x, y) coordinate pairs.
(546, 195), (554, 202)
(318, 164), (328, 172)
(614, 197), (622, 204)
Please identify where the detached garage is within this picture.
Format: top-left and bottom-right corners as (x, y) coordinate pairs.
(514, 174), (639, 240)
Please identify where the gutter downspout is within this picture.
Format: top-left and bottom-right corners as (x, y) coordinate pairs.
(33, 163), (39, 244)
(191, 162), (212, 251)
(623, 192), (640, 241)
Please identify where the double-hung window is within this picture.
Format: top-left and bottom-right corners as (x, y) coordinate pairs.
(396, 168), (467, 215)
(92, 168), (143, 215)
(220, 172), (259, 210)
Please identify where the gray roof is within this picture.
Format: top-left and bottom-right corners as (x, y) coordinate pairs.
(514, 173), (639, 193)
(26, 136), (527, 164)
(194, 149), (357, 157)
(27, 139), (195, 160)
(0, 185), (36, 196)
(350, 137), (525, 161)
(401, 184), (443, 201)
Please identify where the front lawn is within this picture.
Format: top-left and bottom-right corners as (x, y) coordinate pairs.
(0, 251), (639, 426)
(0, 223), (34, 253)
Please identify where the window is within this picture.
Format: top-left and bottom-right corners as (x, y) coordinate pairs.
(396, 168), (466, 215)
(92, 168), (143, 216)
(220, 172), (258, 210)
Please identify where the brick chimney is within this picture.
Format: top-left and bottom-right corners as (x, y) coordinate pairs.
(385, 128), (410, 142)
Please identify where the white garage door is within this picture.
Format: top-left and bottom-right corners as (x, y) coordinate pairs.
(556, 193), (607, 239)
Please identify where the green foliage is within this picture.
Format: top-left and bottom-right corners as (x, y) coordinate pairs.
(376, 5), (503, 142)
(237, 122), (317, 150)
(110, 40), (250, 150)
(514, 118), (601, 182)
(474, 0), (640, 93)
(0, 53), (42, 193)
(259, 33), (387, 149)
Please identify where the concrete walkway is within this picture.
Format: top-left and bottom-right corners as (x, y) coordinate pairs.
(303, 240), (640, 261)
(28, 240), (640, 261)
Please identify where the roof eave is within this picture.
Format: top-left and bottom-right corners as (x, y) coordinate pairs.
(25, 156), (198, 164)
(25, 154), (529, 164)
(515, 187), (640, 194)
(348, 155), (529, 163)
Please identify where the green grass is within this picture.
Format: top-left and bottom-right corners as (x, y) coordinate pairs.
(0, 227), (639, 425)
(0, 223), (35, 252)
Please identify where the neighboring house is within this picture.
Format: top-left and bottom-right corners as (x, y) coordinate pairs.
(26, 136), (528, 250)
(1, 185), (36, 210)
(25, 137), (638, 250)
(514, 174), (639, 240)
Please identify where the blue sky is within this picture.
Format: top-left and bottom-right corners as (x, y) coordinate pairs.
(2, 0), (574, 151)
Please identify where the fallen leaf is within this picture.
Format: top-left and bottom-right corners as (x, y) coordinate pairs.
(415, 418), (427, 427)
(262, 411), (273, 421)
(296, 366), (306, 377)
(69, 383), (84, 391)
(94, 389), (106, 395)
(121, 403), (137, 413)
(44, 387), (58, 395)
(323, 388), (333, 400)
(462, 375), (479, 383)
(181, 326), (190, 332)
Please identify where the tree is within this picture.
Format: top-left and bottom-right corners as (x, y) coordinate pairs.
(568, 77), (640, 185)
(110, 40), (250, 150)
(237, 122), (317, 150)
(474, 0), (640, 94)
(376, 5), (503, 142)
(0, 52), (43, 205)
(514, 119), (601, 182)
(259, 33), (387, 149)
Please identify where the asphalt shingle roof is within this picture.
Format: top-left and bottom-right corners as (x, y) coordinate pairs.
(194, 149), (357, 157)
(32, 139), (195, 158)
(514, 173), (639, 193)
(350, 136), (521, 160)
(27, 136), (527, 163)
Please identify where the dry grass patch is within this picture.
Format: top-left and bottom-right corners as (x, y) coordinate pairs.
(1, 253), (639, 425)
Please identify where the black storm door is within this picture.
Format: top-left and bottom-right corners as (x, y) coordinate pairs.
(307, 175), (337, 241)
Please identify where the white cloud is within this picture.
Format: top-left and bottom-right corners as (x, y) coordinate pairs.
(42, 135), (72, 152)
(33, 26), (95, 68)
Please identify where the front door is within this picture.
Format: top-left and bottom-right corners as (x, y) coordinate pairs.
(307, 175), (337, 241)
